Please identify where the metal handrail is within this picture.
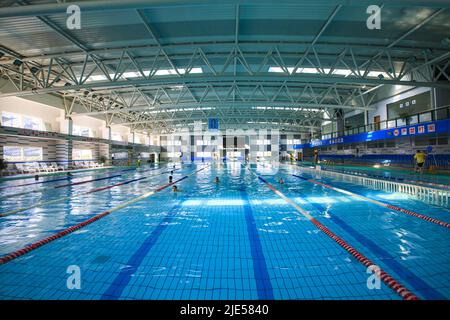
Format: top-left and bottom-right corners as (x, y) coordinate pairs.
(321, 105), (450, 140)
(298, 165), (449, 207)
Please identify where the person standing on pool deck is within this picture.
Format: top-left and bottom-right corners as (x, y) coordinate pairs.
(414, 150), (426, 173)
(314, 149), (319, 164)
(137, 153), (141, 167)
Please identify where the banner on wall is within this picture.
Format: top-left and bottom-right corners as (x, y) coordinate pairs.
(208, 118), (219, 131)
(293, 119), (449, 149)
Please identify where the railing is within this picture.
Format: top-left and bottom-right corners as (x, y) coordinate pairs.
(298, 165), (450, 207)
(321, 105), (450, 140)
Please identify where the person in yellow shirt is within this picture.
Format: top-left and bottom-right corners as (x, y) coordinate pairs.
(414, 150), (426, 173)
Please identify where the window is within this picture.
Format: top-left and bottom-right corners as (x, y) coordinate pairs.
(2, 112), (22, 128)
(167, 140), (181, 146)
(227, 151), (241, 157)
(167, 152), (180, 157)
(256, 151), (272, 157)
(256, 139), (271, 145)
(286, 139), (301, 145)
(1, 112), (43, 130)
(4, 146), (42, 161)
(196, 140), (209, 146)
(73, 149), (93, 160)
(111, 132), (122, 141)
(196, 152), (211, 157)
(23, 116), (42, 130)
(73, 125), (92, 137)
(3, 146), (22, 161)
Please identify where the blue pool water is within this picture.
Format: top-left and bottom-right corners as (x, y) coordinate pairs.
(0, 162), (448, 300)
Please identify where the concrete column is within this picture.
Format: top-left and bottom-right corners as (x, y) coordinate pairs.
(67, 117), (73, 167)
(334, 109), (345, 137)
(107, 126), (112, 166)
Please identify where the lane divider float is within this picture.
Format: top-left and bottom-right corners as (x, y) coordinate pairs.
(0, 166), (178, 217)
(54, 174), (122, 188)
(0, 166), (168, 200)
(0, 165), (209, 265)
(249, 169), (419, 300)
(0, 166), (138, 190)
(292, 174), (450, 229)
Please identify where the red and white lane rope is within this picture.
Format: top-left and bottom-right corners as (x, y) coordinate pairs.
(294, 175), (450, 229)
(0, 165), (209, 265)
(250, 169), (419, 300)
(0, 166), (177, 217)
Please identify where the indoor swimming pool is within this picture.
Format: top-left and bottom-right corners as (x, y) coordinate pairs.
(0, 162), (448, 300)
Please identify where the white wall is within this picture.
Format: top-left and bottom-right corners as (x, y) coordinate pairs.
(368, 87), (430, 123)
(0, 96), (63, 131)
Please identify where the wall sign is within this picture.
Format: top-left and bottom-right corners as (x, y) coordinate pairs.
(293, 119), (449, 149)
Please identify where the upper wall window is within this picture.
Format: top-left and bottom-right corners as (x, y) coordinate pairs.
(23, 116), (43, 130)
(73, 125), (92, 137)
(4, 146), (43, 161)
(1, 112), (43, 131)
(73, 149), (93, 160)
(111, 132), (122, 141)
(1, 112), (22, 128)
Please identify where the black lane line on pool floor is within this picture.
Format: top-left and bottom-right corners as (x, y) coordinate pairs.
(239, 164), (275, 299)
(0, 166), (177, 217)
(0, 165), (172, 201)
(292, 187), (445, 300)
(0, 165), (209, 265)
(0, 166), (138, 190)
(253, 170), (418, 300)
(240, 187), (274, 300)
(101, 201), (183, 300)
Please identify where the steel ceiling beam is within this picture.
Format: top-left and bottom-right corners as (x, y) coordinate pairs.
(1, 0), (450, 18)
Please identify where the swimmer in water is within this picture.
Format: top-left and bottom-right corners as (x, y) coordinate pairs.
(34, 175), (39, 181)
(169, 175), (173, 183)
(278, 178), (284, 184)
(172, 185), (178, 192)
(215, 177), (220, 183)
(67, 172), (73, 177)
(170, 170), (174, 175)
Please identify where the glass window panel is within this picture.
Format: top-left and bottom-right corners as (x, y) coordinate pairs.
(23, 147), (42, 161)
(2, 112), (21, 128)
(4, 146), (23, 161)
(23, 116), (42, 130)
(418, 112), (432, 123)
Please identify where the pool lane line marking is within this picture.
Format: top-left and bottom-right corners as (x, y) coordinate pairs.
(0, 166), (138, 190)
(240, 187), (274, 300)
(292, 174), (450, 229)
(101, 201), (184, 299)
(0, 166), (168, 200)
(0, 176), (70, 190)
(249, 170), (419, 300)
(0, 166), (179, 217)
(53, 174), (122, 188)
(293, 188), (445, 300)
(0, 165), (209, 265)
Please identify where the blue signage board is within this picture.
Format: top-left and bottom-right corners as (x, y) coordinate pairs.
(208, 118), (219, 130)
(293, 119), (450, 149)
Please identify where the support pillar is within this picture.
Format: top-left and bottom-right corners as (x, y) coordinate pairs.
(67, 117), (73, 168)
